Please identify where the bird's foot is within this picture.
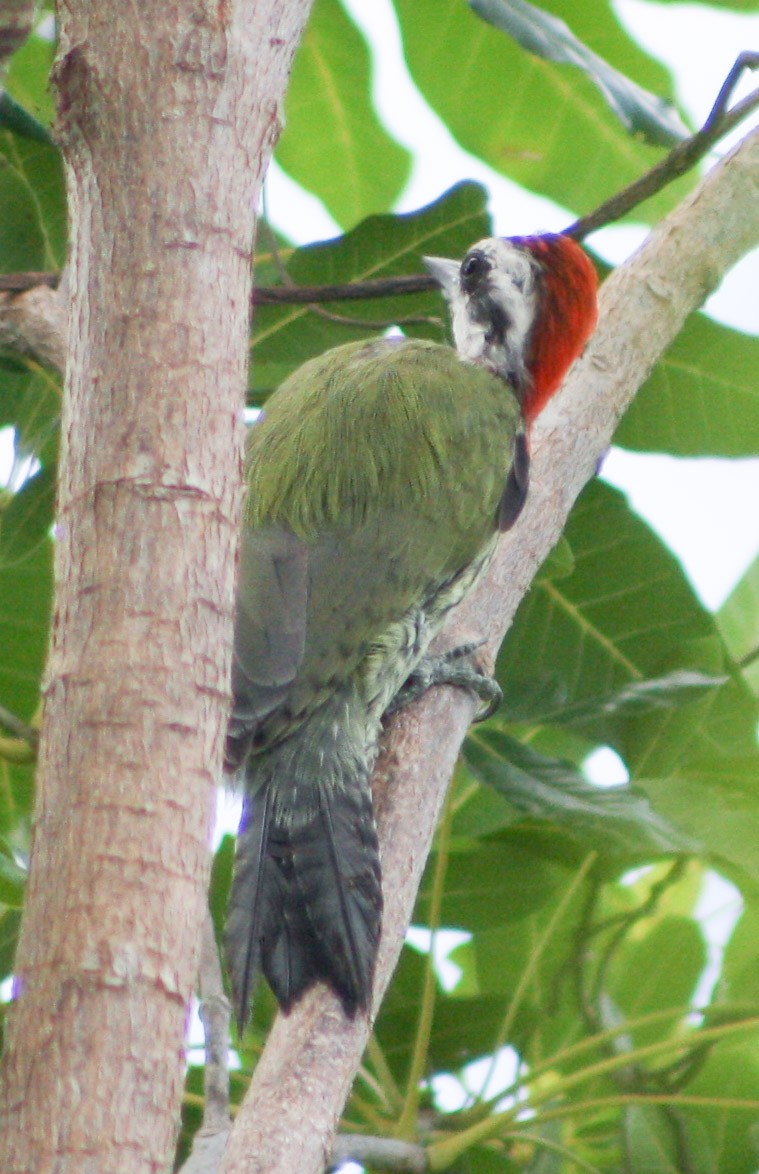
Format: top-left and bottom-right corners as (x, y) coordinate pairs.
(387, 641), (502, 722)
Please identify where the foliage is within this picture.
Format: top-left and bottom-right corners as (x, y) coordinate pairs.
(1, 1), (759, 1171)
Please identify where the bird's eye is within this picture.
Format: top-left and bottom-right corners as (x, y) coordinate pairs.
(460, 250), (491, 293)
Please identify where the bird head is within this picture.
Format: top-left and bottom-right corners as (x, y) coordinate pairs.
(424, 234), (598, 425)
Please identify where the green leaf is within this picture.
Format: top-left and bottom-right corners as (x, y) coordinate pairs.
(688, 1043), (759, 1174)
(0, 530), (52, 723)
(0, 94), (54, 146)
(396, 0), (692, 220)
(0, 132), (65, 271)
(275, 0), (411, 228)
(609, 916), (707, 1042)
(504, 475), (759, 790)
(251, 182), (490, 392)
(717, 554), (759, 694)
(498, 479), (721, 743)
(615, 313), (759, 456)
(716, 893), (759, 1006)
(375, 943), (513, 1081)
(644, 752), (759, 885)
(463, 728), (698, 860)
(0, 909), (21, 982)
(416, 833), (574, 934)
(450, 856), (593, 1059)
(0, 839), (26, 907)
(0, 759), (35, 840)
(622, 1103), (714, 1174)
(3, 25), (57, 131)
(0, 466), (55, 561)
(1, 366), (61, 468)
(469, 0), (687, 146)
(503, 669), (726, 728)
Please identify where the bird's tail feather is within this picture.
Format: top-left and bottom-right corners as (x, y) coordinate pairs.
(225, 762), (382, 1028)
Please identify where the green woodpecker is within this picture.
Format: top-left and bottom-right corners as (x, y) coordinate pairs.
(225, 234), (598, 1026)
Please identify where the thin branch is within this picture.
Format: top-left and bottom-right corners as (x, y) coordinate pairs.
(218, 125), (759, 1174)
(330, 1134), (428, 1172)
(176, 913), (232, 1174)
(0, 272), (59, 293)
(0, 702), (39, 752)
(0, 284), (67, 372)
(739, 644), (759, 671)
(4, 58), (754, 328)
(394, 790), (453, 1141)
(0, 0), (35, 72)
(197, 912), (233, 1133)
(566, 52), (759, 240)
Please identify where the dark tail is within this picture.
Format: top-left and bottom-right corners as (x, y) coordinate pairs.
(225, 758), (382, 1029)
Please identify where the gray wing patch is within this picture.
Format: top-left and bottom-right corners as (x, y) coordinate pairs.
(226, 527), (309, 767)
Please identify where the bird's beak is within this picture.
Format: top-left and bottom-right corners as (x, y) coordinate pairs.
(422, 255), (460, 300)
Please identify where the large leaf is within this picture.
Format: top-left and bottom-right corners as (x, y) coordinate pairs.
(615, 313), (759, 457)
(716, 892), (759, 1006)
(470, 0), (687, 146)
(501, 669), (726, 728)
(0, 525), (52, 721)
(3, 24), (57, 132)
(462, 727), (698, 860)
(0, 838), (27, 907)
(275, 0), (411, 228)
(415, 831), (578, 934)
(0, 94), (54, 146)
(622, 1103), (714, 1174)
(395, 0), (692, 220)
(0, 132), (65, 271)
(0, 466), (55, 560)
(609, 916), (707, 1043)
(688, 1043), (759, 1174)
(251, 181), (491, 392)
(375, 942), (511, 1078)
(0, 364), (62, 468)
(717, 553), (759, 694)
(644, 752), (759, 887)
(498, 479), (721, 738)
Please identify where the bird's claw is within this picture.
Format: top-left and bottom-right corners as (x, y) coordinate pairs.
(386, 640), (502, 722)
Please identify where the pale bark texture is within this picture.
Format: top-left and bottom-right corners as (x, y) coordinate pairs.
(0, 2), (312, 1173)
(221, 126), (759, 1174)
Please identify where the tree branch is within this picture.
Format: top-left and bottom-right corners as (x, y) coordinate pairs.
(330, 1135), (428, 1172)
(177, 913), (232, 1174)
(2, 54), (755, 340)
(0, 0), (35, 71)
(219, 125), (759, 1174)
(0, 284), (67, 372)
(0, 2), (315, 1171)
(566, 52), (759, 240)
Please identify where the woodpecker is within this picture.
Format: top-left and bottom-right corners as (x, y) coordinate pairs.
(225, 233), (598, 1027)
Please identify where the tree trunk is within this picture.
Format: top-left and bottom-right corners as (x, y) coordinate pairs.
(0, 2), (312, 1171)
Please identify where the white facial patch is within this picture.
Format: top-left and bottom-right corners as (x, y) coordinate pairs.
(425, 239), (540, 388)
(456, 238), (538, 366)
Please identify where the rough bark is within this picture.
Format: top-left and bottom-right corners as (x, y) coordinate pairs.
(220, 126), (759, 1174)
(0, 3), (312, 1173)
